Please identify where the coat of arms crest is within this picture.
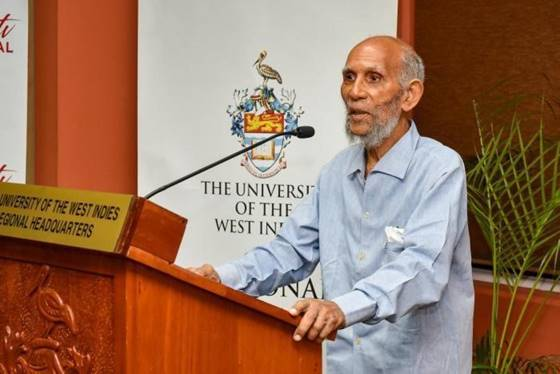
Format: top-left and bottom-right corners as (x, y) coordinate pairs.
(227, 50), (304, 178)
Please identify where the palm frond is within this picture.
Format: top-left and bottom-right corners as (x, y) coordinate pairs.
(467, 98), (560, 373)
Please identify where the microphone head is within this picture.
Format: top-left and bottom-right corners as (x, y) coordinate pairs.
(294, 126), (315, 139)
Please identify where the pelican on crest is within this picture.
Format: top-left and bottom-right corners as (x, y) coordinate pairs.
(253, 50), (283, 86)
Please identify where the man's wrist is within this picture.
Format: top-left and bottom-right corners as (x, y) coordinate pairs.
(215, 263), (243, 289)
(331, 290), (377, 327)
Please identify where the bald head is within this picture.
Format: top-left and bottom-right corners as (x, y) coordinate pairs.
(351, 35), (410, 54)
(347, 36), (425, 87)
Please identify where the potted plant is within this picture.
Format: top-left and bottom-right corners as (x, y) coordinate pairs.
(467, 98), (560, 373)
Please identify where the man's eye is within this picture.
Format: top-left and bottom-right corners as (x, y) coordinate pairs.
(343, 72), (355, 81)
(367, 73), (381, 82)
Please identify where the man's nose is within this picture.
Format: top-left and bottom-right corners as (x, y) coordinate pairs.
(347, 79), (367, 100)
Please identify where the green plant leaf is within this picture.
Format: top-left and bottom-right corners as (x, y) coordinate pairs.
(467, 97), (560, 372)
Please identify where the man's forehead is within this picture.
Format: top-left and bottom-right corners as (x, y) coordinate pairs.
(344, 38), (403, 71)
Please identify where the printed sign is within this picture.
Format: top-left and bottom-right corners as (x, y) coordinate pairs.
(0, 183), (133, 253)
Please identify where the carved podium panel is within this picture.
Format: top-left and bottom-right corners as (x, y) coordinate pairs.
(0, 185), (321, 373)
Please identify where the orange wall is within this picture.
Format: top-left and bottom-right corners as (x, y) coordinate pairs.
(34, 0), (137, 193)
(397, 0), (415, 45)
(474, 280), (560, 358)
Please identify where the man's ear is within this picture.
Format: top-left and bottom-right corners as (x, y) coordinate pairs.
(401, 79), (424, 112)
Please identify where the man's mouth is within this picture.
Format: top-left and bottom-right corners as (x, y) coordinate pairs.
(347, 109), (371, 121)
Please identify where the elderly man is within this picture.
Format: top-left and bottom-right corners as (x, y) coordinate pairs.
(192, 36), (474, 373)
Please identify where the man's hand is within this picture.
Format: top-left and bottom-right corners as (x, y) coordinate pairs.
(188, 264), (221, 283)
(289, 299), (346, 343)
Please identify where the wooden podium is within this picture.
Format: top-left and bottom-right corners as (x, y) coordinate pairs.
(0, 188), (321, 373)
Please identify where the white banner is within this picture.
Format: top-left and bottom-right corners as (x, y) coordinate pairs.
(139, 0), (397, 308)
(0, 1), (28, 183)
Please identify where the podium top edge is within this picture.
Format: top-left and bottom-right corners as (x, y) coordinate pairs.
(126, 245), (300, 329)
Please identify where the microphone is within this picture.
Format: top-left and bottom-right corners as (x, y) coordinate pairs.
(144, 126), (315, 199)
(293, 126), (314, 138)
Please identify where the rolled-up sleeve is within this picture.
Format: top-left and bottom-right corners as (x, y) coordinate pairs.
(215, 184), (321, 297)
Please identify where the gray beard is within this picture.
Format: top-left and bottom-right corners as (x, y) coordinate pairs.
(346, 114), (400, 149)
(345, 92), (403, 149)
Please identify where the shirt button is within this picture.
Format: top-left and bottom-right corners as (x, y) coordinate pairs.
(357, 251), (366, 261)
(355, 337), (361, 346)
(363, 211), (369, 219)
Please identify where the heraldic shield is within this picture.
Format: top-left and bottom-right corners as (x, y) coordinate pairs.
(227, 50), (304, 179)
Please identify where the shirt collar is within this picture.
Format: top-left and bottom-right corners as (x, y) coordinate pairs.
(346, 121), (420, 180)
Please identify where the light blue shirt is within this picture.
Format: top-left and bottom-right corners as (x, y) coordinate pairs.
(217, 122), (474, 373)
